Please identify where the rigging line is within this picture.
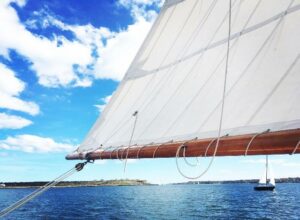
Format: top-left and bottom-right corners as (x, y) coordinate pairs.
(205, 134), (229, 157)
(244, 129), (270, 156)
(98, 0), (202, 148)
(181, 138), (201, 167)
(152, 140), (174, 158)
(136, 0), (238, 139)
(123, 0), (216, 114)
(80, 80), (135, 152)
(155, 0), (262, 138)
(0, 162), (90, 218)
(129, 1), (300, 79)
(82, 0), (222, 151)
(136, 142), (155, 159)
(0, 167), (76, 217)
(123, 111), (139, 172)
(98, 1), (185, 144)
(196, 0), (295, 134)
(175, 0), (232, 180)
(114, 0), (215, 130)
(291, 140), (300, 155)
(97, 0), (201, 149)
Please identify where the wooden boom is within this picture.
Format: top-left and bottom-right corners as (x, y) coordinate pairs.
(66, 129), (300, 160)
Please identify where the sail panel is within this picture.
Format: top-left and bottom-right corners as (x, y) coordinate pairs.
(77, 0), (300, 153)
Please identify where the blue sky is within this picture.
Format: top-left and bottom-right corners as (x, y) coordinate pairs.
(0, 0), (299, 184)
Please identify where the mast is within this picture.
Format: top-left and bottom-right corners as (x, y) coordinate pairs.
(266, 155), (268, 185)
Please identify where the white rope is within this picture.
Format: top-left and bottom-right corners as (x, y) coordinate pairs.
(123, 111), (139, 172)
(244, 129), (270, 156)
(137, 0), (238, 139)
(291, 139), (300, 155)
(175, 0), (232, 180)
(0, 162), (89, 218)
(182, 147), (199, 167)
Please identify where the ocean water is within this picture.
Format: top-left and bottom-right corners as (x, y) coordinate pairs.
(0, 184), (299, 219)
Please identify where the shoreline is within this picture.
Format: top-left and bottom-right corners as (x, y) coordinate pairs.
(1, 177), (300, 189)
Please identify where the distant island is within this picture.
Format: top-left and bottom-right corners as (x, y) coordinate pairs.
(1, 177), (300, 188)
(0, 179), (151, 188)
(174, 177), (300, 185)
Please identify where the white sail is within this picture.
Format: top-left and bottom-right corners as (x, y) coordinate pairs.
(268, 163), (275, 185)
(258, 156), (275, 185)
(258, 173), (267, 185)
(77, 0), (300, 153)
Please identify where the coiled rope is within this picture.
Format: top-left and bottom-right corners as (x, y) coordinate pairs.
(0, 161), (91, 218)
(175, 0), (232, 179)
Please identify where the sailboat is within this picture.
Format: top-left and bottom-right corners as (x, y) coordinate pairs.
(254, 156), (275, 191)
(66, 0), (300, 173)
(2, 1), (300, 218)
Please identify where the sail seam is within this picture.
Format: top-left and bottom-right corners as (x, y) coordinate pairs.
(126, 4), (300, 80)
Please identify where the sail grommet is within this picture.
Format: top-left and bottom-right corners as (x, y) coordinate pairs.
(244, 129), (270, 156)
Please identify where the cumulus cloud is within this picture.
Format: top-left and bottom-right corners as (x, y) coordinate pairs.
(94, 94), (112, 113)
(0, 63), (39, 115)
(93, 18), (153, 80)
(0, 0), (93, 88)
(0, 134), (74, 153)
(0, 113), (32, 129)
(0, 0), (158, 87)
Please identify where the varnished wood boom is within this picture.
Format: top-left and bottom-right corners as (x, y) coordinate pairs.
(66, 129), (300, 160)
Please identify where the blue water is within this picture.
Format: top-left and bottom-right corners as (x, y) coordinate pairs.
(0, 184), (299, 219)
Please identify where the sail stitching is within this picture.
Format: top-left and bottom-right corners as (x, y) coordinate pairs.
(135, 0), (237, 139)
(126, 3), (300, 80)
(196, 0), (295, 134)
(175, 0), (232, 179)
(162, 0), (262, 137)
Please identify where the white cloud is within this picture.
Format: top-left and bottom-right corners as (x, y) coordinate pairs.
(0, 1), (93, 88)
(0, 0), (158, 87)
(94, 94), (112, 113)
(0, 134), (74, 153)
(0, 113), (32, 129)
(0, 63), (39, 115)
(93, 18), (153, 80)
(242, 158), (300, 167)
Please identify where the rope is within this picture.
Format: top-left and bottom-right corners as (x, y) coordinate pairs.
(291, 139), (300, 155)
(136, 0), (237, 139)
(244, 129), (270, 156)
(182, 144), (199, 167)
(196, 0), (295, 133)
(0, 161), (90, 218)
(205, 134), (229, 157)
(123, 111), (139, 172)
(180, 138), (199, 167)
(175, 0), (232, 179)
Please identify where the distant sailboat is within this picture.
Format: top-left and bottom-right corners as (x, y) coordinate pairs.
(254, 155), (275, 191)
